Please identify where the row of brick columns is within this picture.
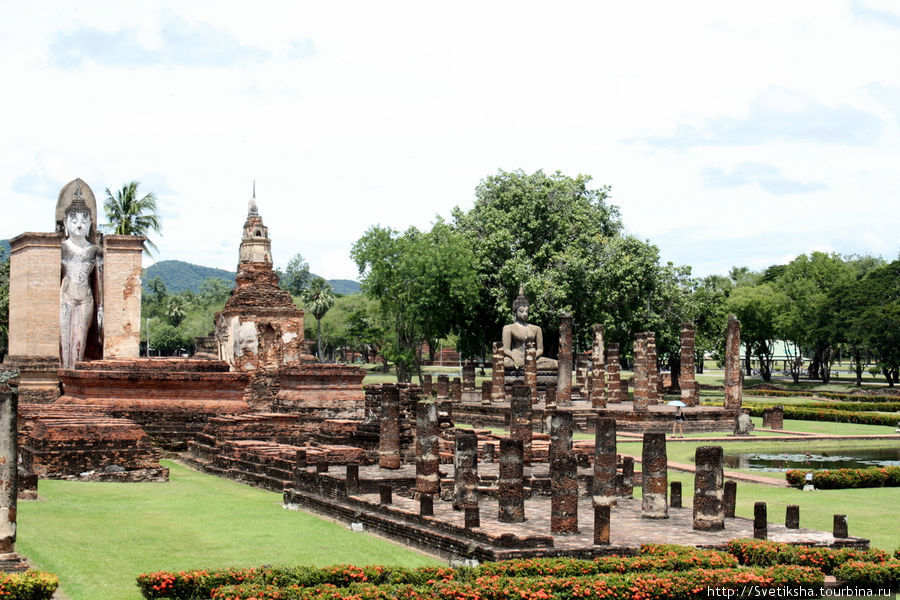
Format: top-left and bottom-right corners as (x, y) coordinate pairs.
(1, 380), (18, 555)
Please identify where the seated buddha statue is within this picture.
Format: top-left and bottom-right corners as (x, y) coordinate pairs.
(501, 289), (558, 369)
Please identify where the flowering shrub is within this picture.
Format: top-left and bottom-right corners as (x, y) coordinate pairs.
(785, 466), (900, 489)
(137, 567), (278, 600)
(209, 566), (822, 600)
(0, 570), (59, 600)
(726, 539), (890, 574)
(833, 559), (900, 591)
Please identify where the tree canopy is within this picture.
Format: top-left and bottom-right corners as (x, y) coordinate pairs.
(103, 181), (163, 255)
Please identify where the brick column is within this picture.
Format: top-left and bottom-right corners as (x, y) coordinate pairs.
(593, 504), (610, 545)
(575, 353), (589, 389)
(670, 481), (682, 508)
(102, 235), (145, 358)
(606, 344), (623, 403)
(378, 385), (401, 469)
(556, 313), (573, 405)
(724, 481), (737, 518)
(645, 332), (659, 404)
(510, 384), (533, 464)
(436, 375), (449, 400)
(420, 494), (433, 516)
(491, 342), (506, 402)
(524, 341), (538, 404)
(481, 381), (492, 405)
(450, 377), (462, 401)
(589, 324), (606, 408)
(550, 411), (578, 534)
(345, 463), (360, 495)
(693, 446), (725, 531)
(453, 429), (479, 510)
(483, 442), (495, 463)
(592, 417), (617, 506)
(0, 379), (17, 553)
(633, 334), (649, 412)
(620, 456), (634, 499)
(754, 502), (767, 539)
(462, 364), (476, 392)
(641, 432), (668, 518)
(786, 505), (800, 529)
(422, 374), (433, 397)
(680, 323), (698, 406)
(724, 315), (743, 411)
(498, 438), (525, 523)
(833, 514), (848, 538)
(464, 506), (480, 529)
(415, 402), (440, 495)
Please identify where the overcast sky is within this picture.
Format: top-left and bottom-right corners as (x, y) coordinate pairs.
(2, 2), (898, 281)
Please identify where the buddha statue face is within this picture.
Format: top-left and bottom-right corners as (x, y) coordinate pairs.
(515, 304), (529, 324)
(65, 209), (91, 241)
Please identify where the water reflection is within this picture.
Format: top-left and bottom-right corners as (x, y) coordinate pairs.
(722, 447), (900, 472)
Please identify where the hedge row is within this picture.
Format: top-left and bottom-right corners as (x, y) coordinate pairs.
(741, 388), (900, 403)
(744, 405), (898, 426)
(0, 570), (59, 600)
(833, 559), (900, 591)
(726, 539), (891, 574)
(785, 466), (900, 489)
(137, 546), (735, 600)
(208, 566), (823, 600)
(742, 400), (900, 413)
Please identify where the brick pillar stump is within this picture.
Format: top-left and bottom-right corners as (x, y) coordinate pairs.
(645, 332), (660, 404)
(0, 380), (17, 554)
(491, 342), (505, 402)
(724, 481), (737, 518)
(420, 494), (434, 516)
(670, 481), (682, 508)
(786, 505), (800, 529)
(680, 323), (698, 406)
(450, 377), (462, 401)
(462, 364), (476, 391)
(509, 385), (533, 464)
(693, 446), (725, 531)
(550, 453), (579, 534)
(556, 312), (573, 406)
(724, 315), (743, 411)
(480, 381), (492, 405)
(606, 344), (623, 403)
(415, 402), (441, 495)
(378, 385), (402, 469)
(633, 334), (649, 412)
(754, 502), (767, 539)
(592, 417), (617, 506)
(464, 506), (480, 529)
(483, 442), (495, 463)
(379, 484), (392, 505)
(593, 503), (610, 545)
(524, 342), (538, 404)
(422, 374), (433, 397)
(620, 456), (634, 499)
(345, 463), (359, 495)
(833, 514), (848, 538)
(453, 429), (479, 510)
(316, 459), (329, 473)
(436, 375), (450, 399)
(498, 438), (525, 523)
(641, 432), (668, 518)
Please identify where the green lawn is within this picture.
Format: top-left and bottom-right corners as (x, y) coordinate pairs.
(655, 471), (900, 553)
(16, 461), (438, 600)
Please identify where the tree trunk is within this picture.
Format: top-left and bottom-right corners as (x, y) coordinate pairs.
(316, 319), (323, 362)
(695, 349), (704, 374)
(745, 350), (753, 377)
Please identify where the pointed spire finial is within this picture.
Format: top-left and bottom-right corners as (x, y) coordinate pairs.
(248, 180), (259, 217)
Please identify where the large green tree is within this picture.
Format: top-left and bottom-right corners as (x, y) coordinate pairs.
(279, 253), (311, 297)
(451, 169), (622, 356)
(727, 282), (781, 381)
(352, 220), (479, 382)
(103, 181), (163, 255)
(302, 276), (335, 361)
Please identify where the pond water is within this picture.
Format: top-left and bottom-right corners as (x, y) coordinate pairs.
(722, 447), (900, 471)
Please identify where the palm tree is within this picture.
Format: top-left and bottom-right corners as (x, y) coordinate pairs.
(302, 276), (335, 361)
(103, 181), (162, 255)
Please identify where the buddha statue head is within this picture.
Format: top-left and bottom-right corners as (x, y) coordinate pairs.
(512, 286), (529, 324)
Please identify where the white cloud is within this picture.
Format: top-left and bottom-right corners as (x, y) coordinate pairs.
(1, 2), (898, 282)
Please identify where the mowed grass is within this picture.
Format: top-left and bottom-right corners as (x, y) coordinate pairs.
(16, 460), (438, 600)
(651, 471), (900, 553)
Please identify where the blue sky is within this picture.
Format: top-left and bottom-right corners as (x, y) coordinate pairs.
(1, 2), (898, 280)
